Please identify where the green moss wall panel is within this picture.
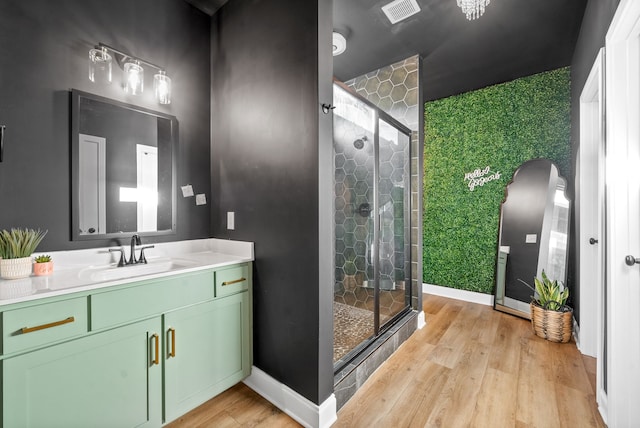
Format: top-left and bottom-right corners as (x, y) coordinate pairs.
(423, 68), (571, 294)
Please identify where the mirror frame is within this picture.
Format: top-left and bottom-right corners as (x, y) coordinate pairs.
(70, 89), (178, 241)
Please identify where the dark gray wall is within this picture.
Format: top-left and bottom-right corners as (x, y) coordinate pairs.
(0, 0), (211, 250)
(210, 0), (334, 405)
(569, 0), (620, 323)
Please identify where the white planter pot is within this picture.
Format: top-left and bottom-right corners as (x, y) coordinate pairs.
(0, 257), (33, 279)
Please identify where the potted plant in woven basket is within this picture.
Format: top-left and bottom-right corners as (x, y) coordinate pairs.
(527, 271), (573, 343)
(0, 228), (48, 280)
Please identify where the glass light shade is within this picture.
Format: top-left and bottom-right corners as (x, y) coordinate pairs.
(154, 71), (172, 105)
(88, 47), (112, 84)
(124, 61), (144, 95)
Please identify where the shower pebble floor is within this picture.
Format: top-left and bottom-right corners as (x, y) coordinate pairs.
(333, 301), (390, 362)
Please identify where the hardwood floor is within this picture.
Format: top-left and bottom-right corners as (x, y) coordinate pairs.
(167, 294), (604, 427)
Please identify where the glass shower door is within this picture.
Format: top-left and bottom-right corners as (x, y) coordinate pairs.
(333, 85), (376, 363)
(333, 83), (412, 367)
(376, 119), (411, 330)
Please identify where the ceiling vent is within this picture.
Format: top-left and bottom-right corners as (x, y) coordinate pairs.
(382, 0), (421, 24)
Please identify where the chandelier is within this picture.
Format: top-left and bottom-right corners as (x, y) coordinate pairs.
(457, 0), (490, 20)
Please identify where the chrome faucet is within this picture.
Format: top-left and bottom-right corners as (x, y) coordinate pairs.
(129, 234), (141, 265)
(109, 234), (154, 267)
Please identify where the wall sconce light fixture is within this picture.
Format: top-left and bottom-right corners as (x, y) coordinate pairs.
(153, 70), (172, 105)
(124, 60), (144, 95)
(89, 43), (172, 105)
(88, 46), (112, 84)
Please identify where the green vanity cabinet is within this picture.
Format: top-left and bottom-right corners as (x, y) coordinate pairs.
(163, 291), (251, 422)
(0, 262), (252, 428)
(4, 317), (163, 428)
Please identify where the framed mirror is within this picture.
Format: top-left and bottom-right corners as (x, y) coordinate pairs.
(494, 159), (570, 319)
(71, 89), (177, 241)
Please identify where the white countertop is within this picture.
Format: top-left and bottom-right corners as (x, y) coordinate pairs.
(0, 238), (254, 307)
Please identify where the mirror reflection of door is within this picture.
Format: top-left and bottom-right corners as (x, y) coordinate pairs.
(78, 134), (106, 235)
(538, 172), (569, 281)
(136, 144), (158, 232)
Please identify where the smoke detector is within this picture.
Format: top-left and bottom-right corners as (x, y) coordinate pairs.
(382, 0), (421, 24)
(333, 32), (346, 56)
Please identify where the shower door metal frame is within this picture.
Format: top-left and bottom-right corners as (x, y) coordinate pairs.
(333, 81), (413, 369)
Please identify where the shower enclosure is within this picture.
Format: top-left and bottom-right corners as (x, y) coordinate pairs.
(333, 82), (412, 366)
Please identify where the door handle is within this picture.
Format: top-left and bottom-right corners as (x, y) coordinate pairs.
(589, 238), (599, 245)
(625, 255), (640, 266)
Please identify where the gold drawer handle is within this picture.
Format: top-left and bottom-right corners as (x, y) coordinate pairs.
(222, 277), (246, 286)
(21, 316), (75, 334)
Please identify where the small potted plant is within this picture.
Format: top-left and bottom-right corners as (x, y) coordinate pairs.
(523, 270), (573, 343)
(0, 228), (48, 280)
(33, 254), (54, 276)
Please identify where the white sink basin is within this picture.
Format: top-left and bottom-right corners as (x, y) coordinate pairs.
(78, 258), (197, 282)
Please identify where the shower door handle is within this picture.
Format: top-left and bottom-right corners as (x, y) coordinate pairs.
(357, 203), (371, 217)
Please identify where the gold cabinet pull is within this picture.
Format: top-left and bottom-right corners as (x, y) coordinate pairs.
(222, 277), (246, 286)
(168, 328), (176, 358)
(20, 316), (75, 334)
(151, 334), (160, 366)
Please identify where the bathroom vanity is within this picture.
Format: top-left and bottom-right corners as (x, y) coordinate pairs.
(0, 238), (253, 427)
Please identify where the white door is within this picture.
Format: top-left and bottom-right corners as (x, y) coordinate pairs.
(78, 134), (106, 235)
(136, 144), (158, 232)
(578, 48), (607, 419)
(605, 0), (640, 425)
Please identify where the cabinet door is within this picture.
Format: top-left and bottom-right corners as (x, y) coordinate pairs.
(3, 318), (162, 428)
(164, 291), (251, 423)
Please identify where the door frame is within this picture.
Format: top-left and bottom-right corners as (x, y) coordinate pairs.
(578, 47), (607, 420)
(604, 0), (640, 425)
(78, 133), (106, 235)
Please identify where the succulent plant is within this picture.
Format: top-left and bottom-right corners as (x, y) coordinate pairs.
(519, 270), (569, 312)
(0, 228), (48, 259)
(34, 254), (52, 263)
(533, 271), (569, 311)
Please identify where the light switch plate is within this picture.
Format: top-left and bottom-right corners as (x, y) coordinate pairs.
(525, 234), (537, 244)
(227, 212), (235, 230)
(181, 185), (194, 197)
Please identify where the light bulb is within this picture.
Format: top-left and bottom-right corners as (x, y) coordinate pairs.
(154, 70), (172, 105)
(124, 61), (144, 95)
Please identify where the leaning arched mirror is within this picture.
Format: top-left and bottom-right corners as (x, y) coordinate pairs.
(494, 159), (570, 319)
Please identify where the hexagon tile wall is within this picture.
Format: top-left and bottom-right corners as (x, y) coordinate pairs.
(343, 55), (421, 311)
